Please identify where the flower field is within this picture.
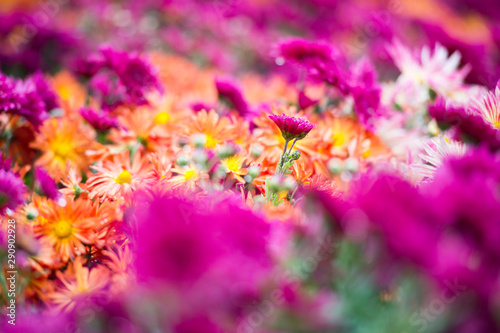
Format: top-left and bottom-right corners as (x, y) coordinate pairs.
(1, 0), (500, 332)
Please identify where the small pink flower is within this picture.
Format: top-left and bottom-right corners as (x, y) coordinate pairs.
(269, 114), (315, 141)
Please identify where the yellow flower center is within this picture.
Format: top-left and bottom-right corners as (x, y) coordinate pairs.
(184, 169), (198, 181)
(205, 134), (217, 149)
(154, 111), (171, 125)
(115, 170), (132, 184)
(331, 133), (345, 147)
(224, 156), (242, 173)
(362, 149), (371, 158)
(54, 220), (73, 239)
(58, 86), (71, 100)
(493, 121), (500, 129)
(52, 141), (73, 160)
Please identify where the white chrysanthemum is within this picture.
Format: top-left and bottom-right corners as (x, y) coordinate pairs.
(388, 41), (470, 100)
(411, 136), (467, 179)
(471, 86), (500, 129)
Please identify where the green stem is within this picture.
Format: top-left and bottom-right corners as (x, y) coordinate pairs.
(279, 139), (289, 171)
(287, 138), (298, 156)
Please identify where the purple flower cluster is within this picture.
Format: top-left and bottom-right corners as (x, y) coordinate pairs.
(276, 38), (382, 130)
(134, 193), (273, 330)
(34, 167), (59, 200)
(0, 169), (26, 214)
(269, 113), (316, 141)
(80, 107), (120, 132)
(332, 147), (500, 301)
(0, 13), (78, 75)
(0, 71), (58, 129)
(430, 97), (500, 150)
(73, 46), (163, 110)
(215, 77), (252, 118)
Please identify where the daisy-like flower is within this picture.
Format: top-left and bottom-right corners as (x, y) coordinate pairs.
(169, 164), (207, 191)
(58, 166), (86, 199)
(87, 150), (152, 202)
(32, 196), (102, 262)
(102, 245), (134, 293)
(471, 86), (500, 129)
(268, 113), (315, 141)
(220, 154), (248, 183)
(31, 118), (99, 178)
(411, 136), (467, 179)
(0, 169), (26, 214)
(388, 41), (470, 98)
(47, 257), (111, 312)
(181, 109), (240, 149)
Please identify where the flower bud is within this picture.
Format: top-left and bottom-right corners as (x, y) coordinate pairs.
(247, 165), (260, 179)
(290, 150), (301, 160)
(192, 150), (208, 165)
(191, 133), (207, 148)
(344, 157), (359, 173)
(26, 207), (38, 221)
(176, 154), (190, 167)
(268, 176), (281, 192)
(218, 143), (237, 159)
(251, 144), (264, 159)
(327, 158), (343, 175)
(282, 178), (296, 191)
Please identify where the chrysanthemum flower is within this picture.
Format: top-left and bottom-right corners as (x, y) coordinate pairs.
(34, 167), (60, 200)
(430, 95), (500, 150)
(268, 113), (315, 141)
(215, 77), (252, 118)
(87, 150), (152, 202)
(471, 86), (500, 129)
(169, 164), (207, 191)
(102, 245), (134, 293)
(220, 154), (248, 183)
(31, 118), (99, 177)
(80, 107), (119, 132)
(58, 166), (86, 199)
(0, 169), (26, 214)
(32, 196), (102, 262)
(412, 136), (467, 179)
(47, 257), (111, 312)
(388, 41), (470, 98)
(181, 109), (240, 149)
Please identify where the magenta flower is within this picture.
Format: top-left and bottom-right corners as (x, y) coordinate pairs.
(269, 114), (315, 141)
(430, 97), (500, 150)
(80, 107), (119, 132)
(215, 77), (252, 118)
(34, 167), (59, 200)
(0, 169), (26, 214)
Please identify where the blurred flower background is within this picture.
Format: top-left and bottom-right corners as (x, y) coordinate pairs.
(1, 0), (500, 332)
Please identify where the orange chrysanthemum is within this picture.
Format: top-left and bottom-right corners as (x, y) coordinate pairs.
(47, 257), (111, 312)
(87, 150), (152, 202)
(31, 118), (99, 178)
(181, 109), (242, 149)
(32, 196), (105, 262)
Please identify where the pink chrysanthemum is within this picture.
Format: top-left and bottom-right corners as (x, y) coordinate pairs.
(268, 113), (315, 141)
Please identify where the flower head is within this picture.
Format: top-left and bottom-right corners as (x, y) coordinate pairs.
(47, 257), (111, 312)
(0, 169), (26, 214)
(79, 107), (119, 132)
(34, 167), (60, 200)
(268, 113), (315, 141)
(32, 197), (103, 262)
(87, 150), (152, 202)
(215, 77), (251, 118)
